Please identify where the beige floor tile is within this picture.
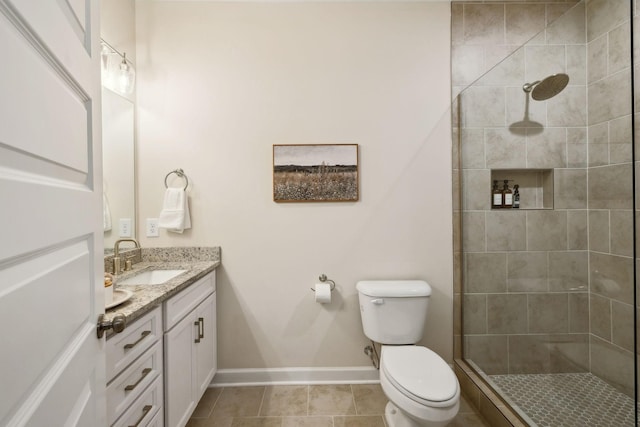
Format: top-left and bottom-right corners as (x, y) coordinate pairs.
(192, 387), (223, 418)
(308, 385), (356, 416)
(187, 417), (233, 427)
(230, 417), (282, 427)
(281, 416), (333, 427)
(211, 386), (266, 419)
(333, 415), (386, 427)
(351, 384), (387, 415)
(260, 385), (308, 416)
(447, 412), (492, 427)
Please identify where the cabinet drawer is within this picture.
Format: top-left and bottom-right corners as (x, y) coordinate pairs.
(164, 272), (215, 331)
(112, 374), (163, 427)
(107, 306), (162, 382)
(144, 408), (164, 427)
(107, 340), (163, 425)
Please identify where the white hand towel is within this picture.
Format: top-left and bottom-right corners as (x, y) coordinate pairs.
(159, 188), (192, 233)
(103, 192), (112, 232)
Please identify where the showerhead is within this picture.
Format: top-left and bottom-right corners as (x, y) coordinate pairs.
(522, 73), (570, 101)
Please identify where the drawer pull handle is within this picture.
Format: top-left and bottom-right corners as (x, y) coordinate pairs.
(199, 317), (204, 339)
(129, 405), (153, 427)
(125, 368), (152, 391)
(124, 330), (151, 350)
(194, 319), (202, 343)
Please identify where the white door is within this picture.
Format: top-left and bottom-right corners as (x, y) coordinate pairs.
(0, 1), (105, 426)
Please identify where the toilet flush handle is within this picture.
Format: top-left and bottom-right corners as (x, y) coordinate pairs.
(371, 299), (384, 305)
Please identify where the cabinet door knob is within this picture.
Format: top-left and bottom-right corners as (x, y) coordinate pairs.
(97, 313), (126, 338)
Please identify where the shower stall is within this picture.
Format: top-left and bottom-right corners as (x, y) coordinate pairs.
(452, 0), (637, 425)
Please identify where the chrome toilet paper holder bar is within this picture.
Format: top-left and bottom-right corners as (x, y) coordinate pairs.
(310, 274), (336, 292)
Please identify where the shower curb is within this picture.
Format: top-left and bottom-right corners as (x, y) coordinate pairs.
(454, 359), (529, 427)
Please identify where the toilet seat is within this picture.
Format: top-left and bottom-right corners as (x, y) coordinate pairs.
(381, 346), (458, 407)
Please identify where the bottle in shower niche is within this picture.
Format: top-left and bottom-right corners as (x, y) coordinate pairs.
(513, 184), (520, 209)
(492, 180), (502, 209)
(502, 180), (513, 208)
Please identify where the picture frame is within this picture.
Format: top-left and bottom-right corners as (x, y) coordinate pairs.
(273, 144), (359, 203)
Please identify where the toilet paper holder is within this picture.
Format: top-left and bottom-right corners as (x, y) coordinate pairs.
(310, 274), (336, 292)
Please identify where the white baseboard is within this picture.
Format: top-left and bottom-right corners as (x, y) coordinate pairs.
(211, 366), (380, 387)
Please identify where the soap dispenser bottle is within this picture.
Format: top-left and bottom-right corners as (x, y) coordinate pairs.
(513, 184), (520, 209)
(502, 180), (513, 208)
(492, 180), (502, 209)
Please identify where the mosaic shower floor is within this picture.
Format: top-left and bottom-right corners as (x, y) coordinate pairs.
(489, 373), (635, 426)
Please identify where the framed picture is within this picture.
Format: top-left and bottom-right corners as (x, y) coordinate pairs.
(273, 144), (359, 202)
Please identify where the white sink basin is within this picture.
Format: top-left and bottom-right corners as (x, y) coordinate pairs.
(118, 269), (187, 285)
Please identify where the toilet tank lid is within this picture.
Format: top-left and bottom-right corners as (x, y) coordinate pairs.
(356, 280), (431, 297)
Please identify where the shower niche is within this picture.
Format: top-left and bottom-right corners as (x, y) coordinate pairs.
(491, 169), (553, 210)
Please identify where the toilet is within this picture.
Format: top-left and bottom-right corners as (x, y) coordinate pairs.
(356, 280), (460, 427)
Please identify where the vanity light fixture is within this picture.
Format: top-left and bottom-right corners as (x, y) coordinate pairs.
(100, 39), (136, 96)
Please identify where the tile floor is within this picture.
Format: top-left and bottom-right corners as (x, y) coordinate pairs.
(186, 384), (490, 427)
(491, 373), (636, 426)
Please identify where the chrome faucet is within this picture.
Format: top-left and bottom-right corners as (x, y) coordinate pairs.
(112, 238), (140, 275)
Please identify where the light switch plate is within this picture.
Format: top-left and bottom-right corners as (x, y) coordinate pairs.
(146, 218), (159, 237)
(119, 218), (132, 237)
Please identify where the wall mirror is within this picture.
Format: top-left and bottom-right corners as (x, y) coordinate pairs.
(102, 87), (135, 251)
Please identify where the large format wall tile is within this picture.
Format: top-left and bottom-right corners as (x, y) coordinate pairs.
(590, 252), (634, 303)
(568, 293), (589, 333)
(588, 69), (632, 125)
(507, 252), (548, 292)
(463, 294), (487, 335)
(465, 335), (509, 375)
(526, 211), (568, 250)
(486, 211), (527, 251)
(590, 336), (635, 397)
(588, 163), (633, 209)
(528, 293), (569, 333)
(548, 251), (588, 291)
(611, 300), (634, 351)
(610, 209), (633, 256)
(546, 1), (586, 45)
(463, 3), (505, 45)
(554, 169), (587, 209)
(586, 0), (629, 42)
(463, 212), (486, 252)
(488, 294), (528, 334)
(526, 128), (568, 168)
(567, 210), (588, 249)
(506, 4), (546, 45)
(486, 129), (526, 168)
(465, 252), (508, 293)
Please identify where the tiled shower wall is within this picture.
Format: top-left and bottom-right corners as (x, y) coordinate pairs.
(585, 0), (634, 395)
(452, 0), (635, 397)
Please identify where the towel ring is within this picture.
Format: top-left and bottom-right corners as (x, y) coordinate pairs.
(310, 274), (336, 292)
(164, 168), (189, 190)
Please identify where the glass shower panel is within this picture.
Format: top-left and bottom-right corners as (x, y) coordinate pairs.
(454, 0), (636, 424)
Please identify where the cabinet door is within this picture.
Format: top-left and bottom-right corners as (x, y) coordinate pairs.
(164, 312), (197, 427)
(194, 292), (217, 400)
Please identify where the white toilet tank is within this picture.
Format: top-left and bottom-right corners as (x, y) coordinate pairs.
(356, 280), (431, 344)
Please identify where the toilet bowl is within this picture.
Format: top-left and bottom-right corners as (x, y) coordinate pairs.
(380, 346), (459, 427)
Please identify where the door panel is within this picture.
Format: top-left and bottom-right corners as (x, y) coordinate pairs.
(0, 0), (104, 425)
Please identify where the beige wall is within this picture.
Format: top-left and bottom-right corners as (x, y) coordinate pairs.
(135, 2), (453, 369)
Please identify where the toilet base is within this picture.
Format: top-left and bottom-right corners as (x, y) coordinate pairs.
(385, 401), (452, 427)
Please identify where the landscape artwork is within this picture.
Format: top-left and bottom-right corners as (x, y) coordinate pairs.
(273, 144), (359, 202)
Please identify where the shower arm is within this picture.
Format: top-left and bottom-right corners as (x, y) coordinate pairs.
(522, 81), (541, 93)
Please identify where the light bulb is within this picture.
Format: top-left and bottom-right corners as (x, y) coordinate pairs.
(117, 53), (135, 95)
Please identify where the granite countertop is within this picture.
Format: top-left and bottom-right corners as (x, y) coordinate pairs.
(104, 247), (220, 326)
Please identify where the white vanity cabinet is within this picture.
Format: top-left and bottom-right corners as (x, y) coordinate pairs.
(106, 306), (164, 427)
(164, 272), (217, 427)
